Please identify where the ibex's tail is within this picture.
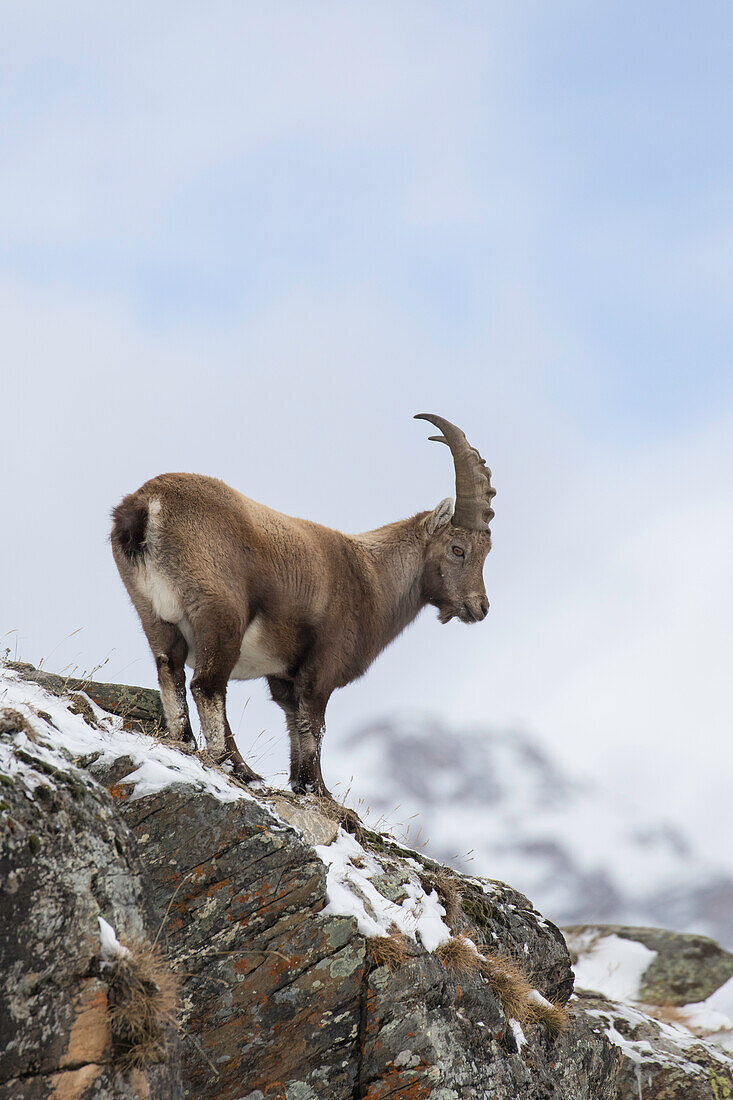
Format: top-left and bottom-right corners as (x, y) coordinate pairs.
(111, 495), (149, 562)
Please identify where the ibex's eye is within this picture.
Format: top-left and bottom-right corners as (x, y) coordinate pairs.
(452, 546), (465, 557)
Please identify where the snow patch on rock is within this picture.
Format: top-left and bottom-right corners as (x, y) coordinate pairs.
(572, 929), (733, 1059)
(572, 931), (657, 1001)
(315, 827), (452, 950)
(98, 916), (131, 966)
(0, 666), (251, 804)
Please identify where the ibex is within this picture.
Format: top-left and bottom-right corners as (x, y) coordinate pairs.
(111, 414), (495, 798)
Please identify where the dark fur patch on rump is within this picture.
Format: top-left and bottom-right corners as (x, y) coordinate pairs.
(111, 498), (149, 561)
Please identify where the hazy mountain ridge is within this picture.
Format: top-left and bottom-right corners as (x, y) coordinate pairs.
(341, 717), (733, 949)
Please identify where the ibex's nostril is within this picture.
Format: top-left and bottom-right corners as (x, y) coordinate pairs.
(463, 597), (489, 623)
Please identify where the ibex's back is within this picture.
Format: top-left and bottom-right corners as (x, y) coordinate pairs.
(111, 415), (495, 797)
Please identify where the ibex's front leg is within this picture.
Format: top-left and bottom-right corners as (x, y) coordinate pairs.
(269, 677), (332, 798)
(294, 696), (331, 799)
(267, 677), (301, 786)
(190, 605), (261, 783)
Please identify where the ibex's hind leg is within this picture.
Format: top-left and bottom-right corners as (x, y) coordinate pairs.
(155, 625), (194, 744)
(190, 608), (261, 783)
(136, 609), (194, 744)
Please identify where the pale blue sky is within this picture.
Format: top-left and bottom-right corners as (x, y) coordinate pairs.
(2, 3), (732, 853)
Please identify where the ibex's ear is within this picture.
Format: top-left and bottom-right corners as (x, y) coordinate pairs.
(425, 497), (454, 535)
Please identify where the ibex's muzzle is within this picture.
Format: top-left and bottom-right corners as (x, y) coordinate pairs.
(462, 595), (489, 623)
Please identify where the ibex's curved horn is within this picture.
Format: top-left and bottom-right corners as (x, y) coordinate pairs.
(414, 413), (495, 531)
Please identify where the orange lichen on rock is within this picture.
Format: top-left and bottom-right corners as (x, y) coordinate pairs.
(59, 980), (111, 1068)
(50, 1064), (104, 1100)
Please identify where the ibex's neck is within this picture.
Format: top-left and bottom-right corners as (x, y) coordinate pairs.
(355, 513), (428, 647)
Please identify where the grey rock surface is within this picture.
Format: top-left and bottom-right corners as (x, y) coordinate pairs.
(565, 923), (733, 1007)
(4, 661), (165, 737)
(0, 705), (181, 1099)
(577, 989), (733, 1099)
(95, 765), (595, 1099)
(4, 662), (732, 1099)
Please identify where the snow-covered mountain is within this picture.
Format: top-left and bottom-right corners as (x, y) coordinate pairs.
(339, 717), (733, 949)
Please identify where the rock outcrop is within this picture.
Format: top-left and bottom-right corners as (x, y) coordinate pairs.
(566, 924), (733, 1098)
(566, 923), (733, 1008)
(573, 989), (733, 1100)
(2, 661), (732, 1099)
(0, 703), (181, 1099)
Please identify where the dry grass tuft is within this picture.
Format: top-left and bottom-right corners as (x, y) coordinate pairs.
(432, 872), (463, 930)
(367, 932), (409, 973)
(0, 707), (36, 738)
(435, 936), (482, 976)
(475, 948), (569, 1038)
(335, 804), (367, 843)
(476, 948), (534, 1023)
(525, 992), (570, 1037)
(106, 940), (178, 1070)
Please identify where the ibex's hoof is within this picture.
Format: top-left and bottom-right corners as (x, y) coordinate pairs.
(220, 751), (262, 783)
(229, 759), (263, 784)
(291, 780), (335, 802)
(164, 738), (197, 755)
(198, 749), (262, 784)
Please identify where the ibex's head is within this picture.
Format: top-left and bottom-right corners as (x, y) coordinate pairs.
(415, 413), (496, 625)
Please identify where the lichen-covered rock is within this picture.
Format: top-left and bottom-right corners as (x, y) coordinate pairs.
(10, 663), (704, 1098)
(5, 662), (165, 738)
(0, 707), (181, 1099)
(356, 956), (622, 1099)
(565, 923), (733, 1007)
(101, 769), (619, 1100)
(110, 782), (359, 1098)
(6, 660), (733, 1100)
(566, 925), (733, 1097)
(577, 989), (733, 1099)
(1, 663), (613, 1098)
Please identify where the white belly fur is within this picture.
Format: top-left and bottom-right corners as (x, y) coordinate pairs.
(133, 562), (184, 624)
(133, 559), (284, 681)
(182, 617), (286, 680)
(231, 617), (287, 680)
